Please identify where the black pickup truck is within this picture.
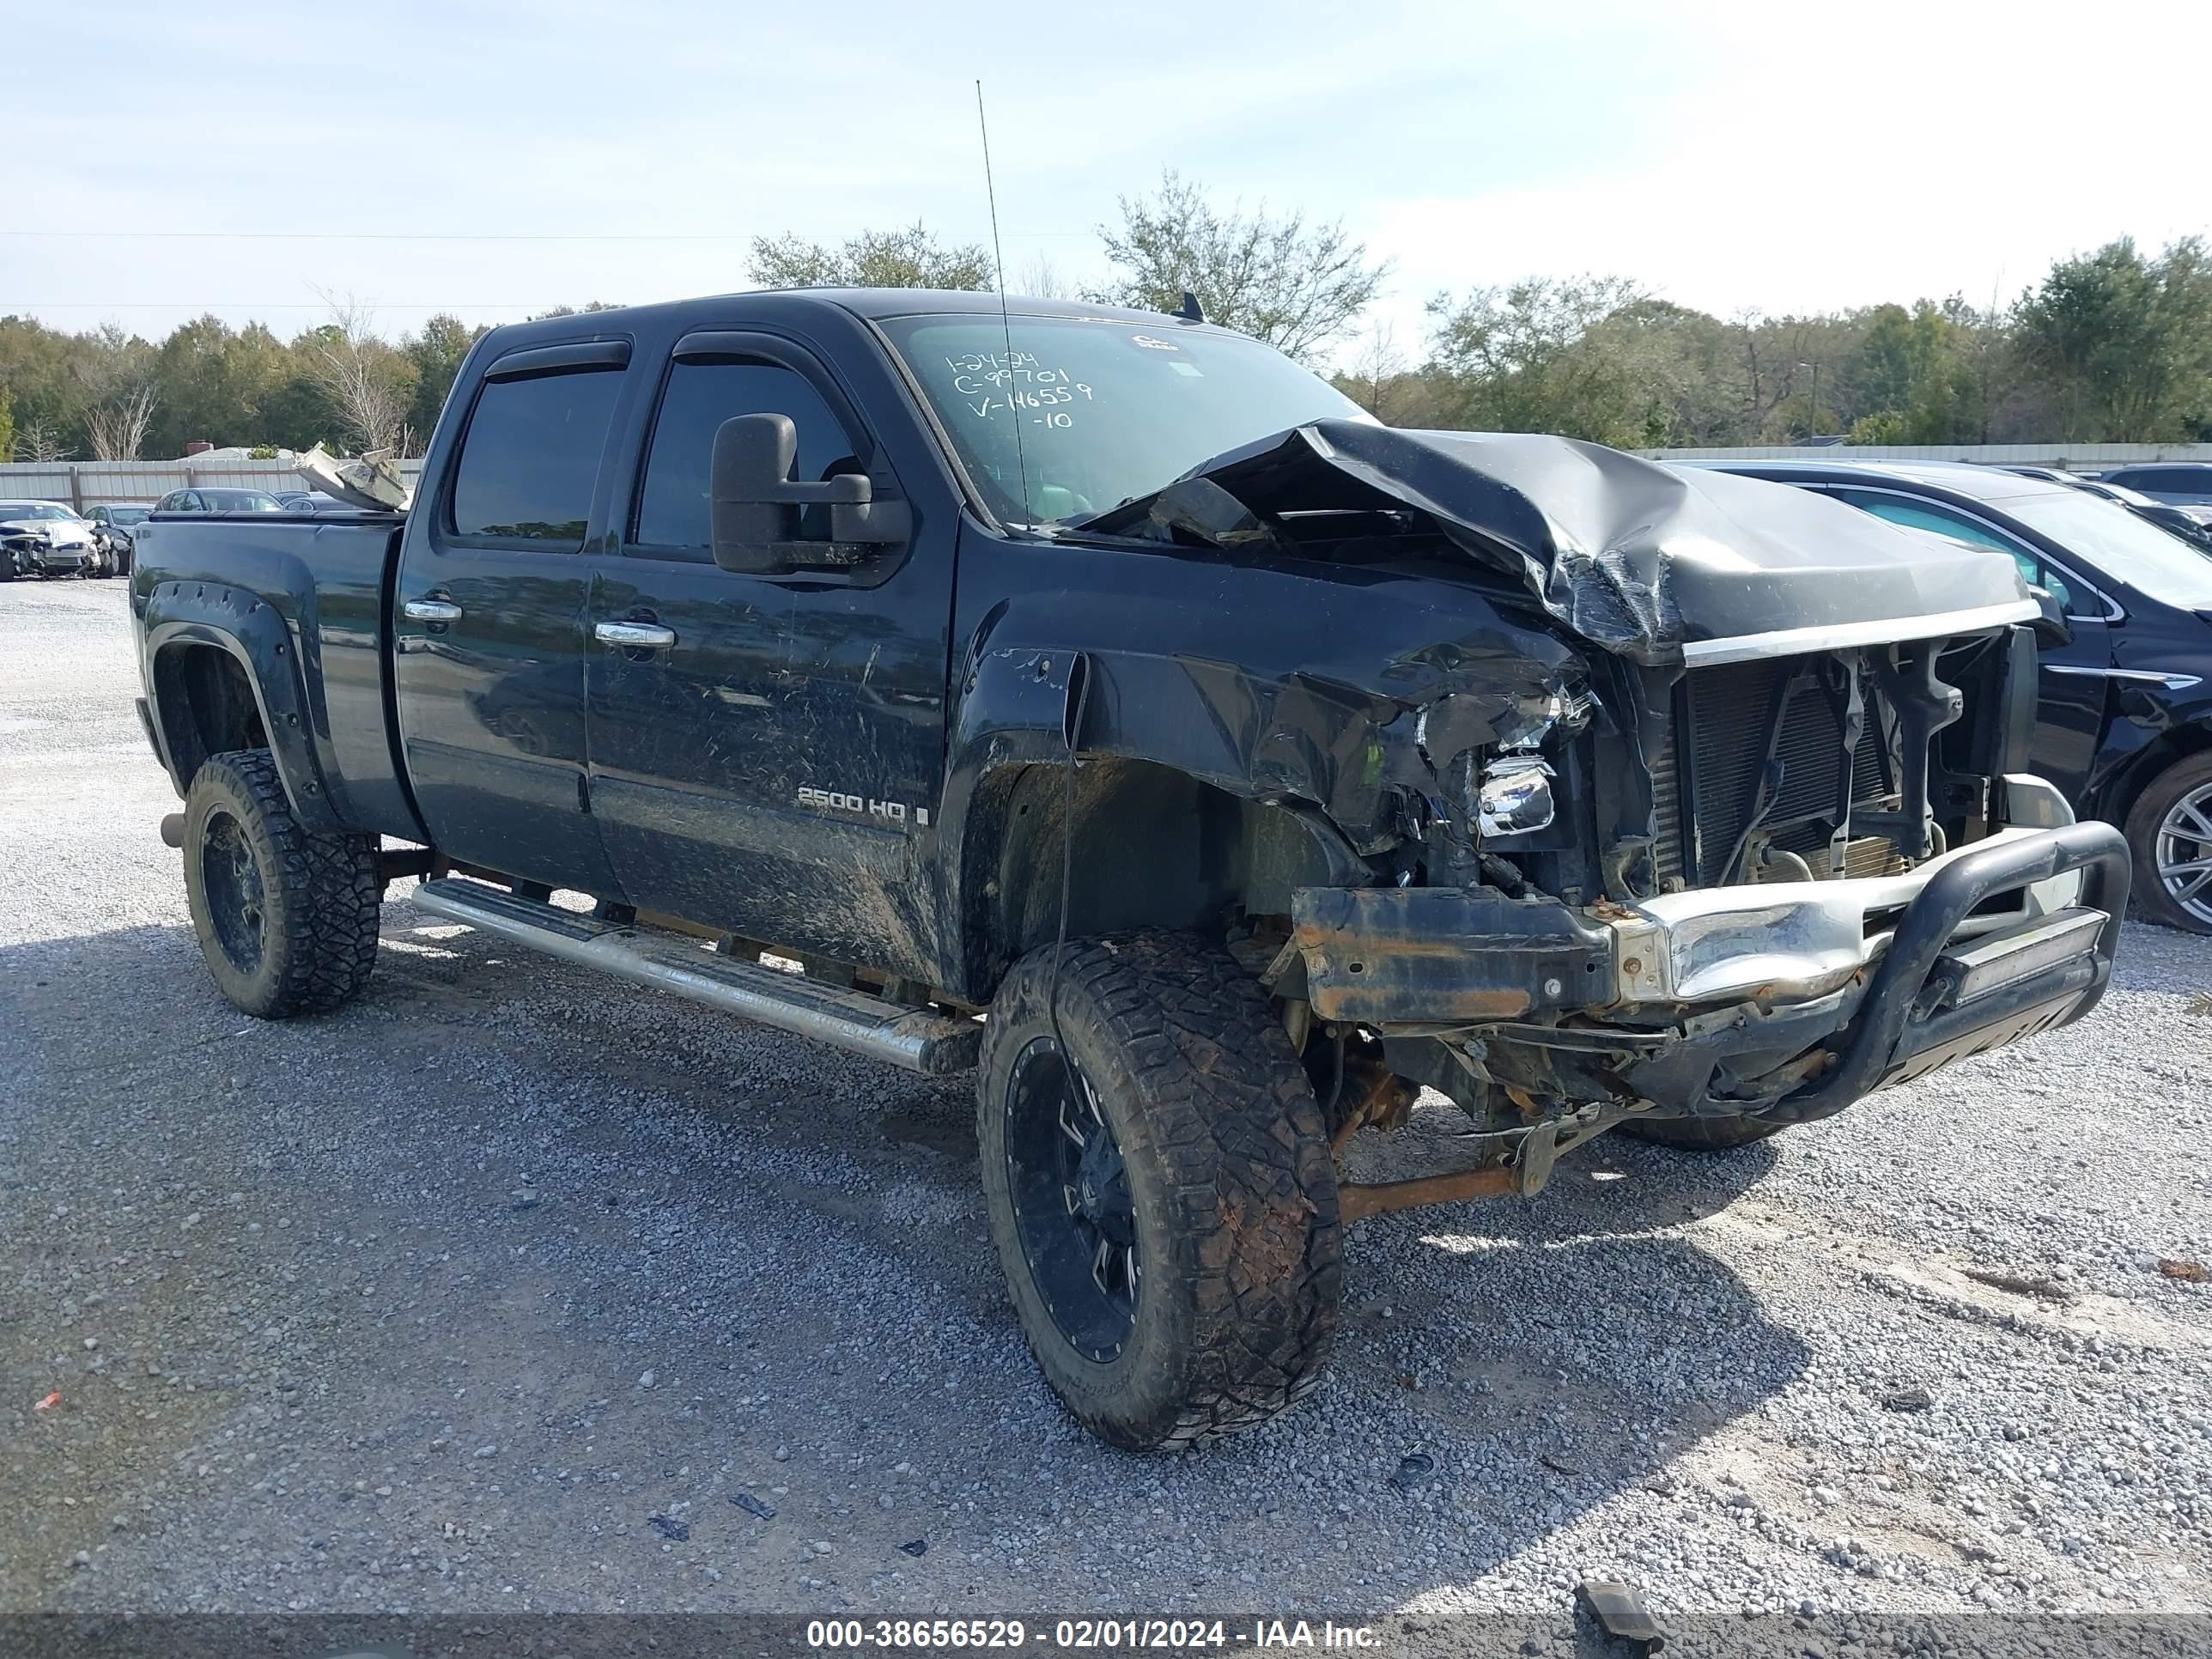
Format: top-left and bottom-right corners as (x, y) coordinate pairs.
(130, 289), (2130, 1450)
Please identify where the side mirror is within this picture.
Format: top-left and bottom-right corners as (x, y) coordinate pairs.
(2027, 585), (2071, 647)
(709, 412), (910, 575)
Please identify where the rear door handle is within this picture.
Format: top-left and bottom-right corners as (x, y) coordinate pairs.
(595, 620), (677, 648)
(404, 598), (463, 623)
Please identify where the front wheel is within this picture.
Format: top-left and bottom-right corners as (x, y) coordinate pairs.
(977, 933), (1342, 1450)
(2126, 753), (2212, 934)
(182, 750), (383, 1017)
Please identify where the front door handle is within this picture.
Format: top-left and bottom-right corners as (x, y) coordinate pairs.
(595, 620), (678, 649)
(404, 598), (463, 623)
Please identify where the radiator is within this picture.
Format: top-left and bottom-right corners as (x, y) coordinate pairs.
(1656, 657), (1899, 889)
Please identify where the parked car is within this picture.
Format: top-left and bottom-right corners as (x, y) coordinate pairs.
(0, 500), (97, 579)
(1698, 459), (2212, 932)
(150, 487), (285, 514)
(129, 290), (2129, 1449)
(275, 490), (346, 512)
(2096, 463), (2212, 507)
(2001, 468), (2212, 555)
(86, 502), (154, 577)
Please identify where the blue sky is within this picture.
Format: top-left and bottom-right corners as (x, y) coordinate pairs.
(15, 0), (2212, 363)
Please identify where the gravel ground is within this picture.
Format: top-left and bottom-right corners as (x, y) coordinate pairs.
(5, 578), (2212, 1630)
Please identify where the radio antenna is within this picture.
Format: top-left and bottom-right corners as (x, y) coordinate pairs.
(975, 80), (1031, 526)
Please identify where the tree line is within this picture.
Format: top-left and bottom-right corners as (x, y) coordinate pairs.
(5, 172), (2208, 463)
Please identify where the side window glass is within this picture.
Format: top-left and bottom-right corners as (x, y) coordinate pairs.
(2008, 550), (2081, 613)
(2035, 562), (2083, 617)
(1835, 490), (2020, 555)
(448, 367), (623, 548)
(632, 357), (861, 561)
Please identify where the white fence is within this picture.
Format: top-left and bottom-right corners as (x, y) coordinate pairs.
(1639, 441), (2212, 467)
(0, 459), (427, 511)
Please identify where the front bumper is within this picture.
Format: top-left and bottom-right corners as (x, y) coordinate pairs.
(12, 543), (87, 572)
(1291, 778), (2130, 1120)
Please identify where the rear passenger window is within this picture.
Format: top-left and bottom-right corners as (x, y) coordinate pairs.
(449, 368), (623, 548)
(1835, 491), (2021, 555)
(632, 358), (860, 560)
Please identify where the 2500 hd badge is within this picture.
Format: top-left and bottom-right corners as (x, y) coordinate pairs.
(797, 783), (931, 826)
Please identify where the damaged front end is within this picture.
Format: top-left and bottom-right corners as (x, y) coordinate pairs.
(1088, 423), (2130, 1185)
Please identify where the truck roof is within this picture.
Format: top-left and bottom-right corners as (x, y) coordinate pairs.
(473, 289), (1212, 357)
(1679, 457), (2059, 503)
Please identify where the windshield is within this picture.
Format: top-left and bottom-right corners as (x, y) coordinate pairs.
(107, 507), (150, 523)
(0, 502), (76, 520)
(878, 313), (1373, 526)
(2004, 486), (2212, 605)
(204, 490), (282, 511)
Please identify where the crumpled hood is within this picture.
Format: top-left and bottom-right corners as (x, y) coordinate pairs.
(1, 517), (89, 546)
(1087, 422), (2039, 666)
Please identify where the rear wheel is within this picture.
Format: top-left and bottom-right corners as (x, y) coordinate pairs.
(1620, 1113), (1790, 1151)
(182, 750), (383, 1017)
(2126, 753), (2212, 934)
(977, 933), (1341, 1450)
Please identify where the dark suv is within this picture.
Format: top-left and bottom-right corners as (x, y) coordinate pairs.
(1697, 459), (2212, 932)
(2098, 464), (2212, 508)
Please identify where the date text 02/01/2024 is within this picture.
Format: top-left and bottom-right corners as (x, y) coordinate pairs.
(801, 1618), (1382, 1649)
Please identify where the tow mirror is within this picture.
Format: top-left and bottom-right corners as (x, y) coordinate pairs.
(709, 412), (909, 575)
(2027, 584), (2071, 647)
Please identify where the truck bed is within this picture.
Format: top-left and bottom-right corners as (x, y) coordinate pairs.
(133, 510), (422, 842)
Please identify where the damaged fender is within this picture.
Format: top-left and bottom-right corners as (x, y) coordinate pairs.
(933, 568), (1594, 947)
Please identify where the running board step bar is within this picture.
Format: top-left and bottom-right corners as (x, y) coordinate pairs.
(409, 878), (981, 1076)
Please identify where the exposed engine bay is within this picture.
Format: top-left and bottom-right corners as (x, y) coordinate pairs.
(1081, 423), (2119, 1159)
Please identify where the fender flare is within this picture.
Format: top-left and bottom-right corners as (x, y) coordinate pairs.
(935, 643), (1370, 997)
(142, 579), (347, 833)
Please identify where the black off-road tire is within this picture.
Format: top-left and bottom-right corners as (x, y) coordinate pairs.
(2125, 752), (2212, 935)
(977, 933), (1342, 1450)
(182, 749), (382, 1018)
(1620, 1113), (1790, 1151)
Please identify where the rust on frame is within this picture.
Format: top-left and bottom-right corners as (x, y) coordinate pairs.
(1338, 1164), (1516, 1221)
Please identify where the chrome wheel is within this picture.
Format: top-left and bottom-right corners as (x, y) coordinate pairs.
(2156, 781), (2212, 926)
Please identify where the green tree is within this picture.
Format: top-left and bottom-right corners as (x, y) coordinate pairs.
(747, 223), (993, 292)
(1846, 410), (1911, 445)
(143, 317), (295, 456)
(0, 314), (88, 453)
(404, 313), (488, 444)
(1423, 275), (1663, 442)
(1842, 299), (1984, 442)
(1092, 170), (1389, 361)
(2014, 236), (2212, 441)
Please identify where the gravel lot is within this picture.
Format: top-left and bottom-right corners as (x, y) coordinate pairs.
(6, 578), (2212, 1631)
